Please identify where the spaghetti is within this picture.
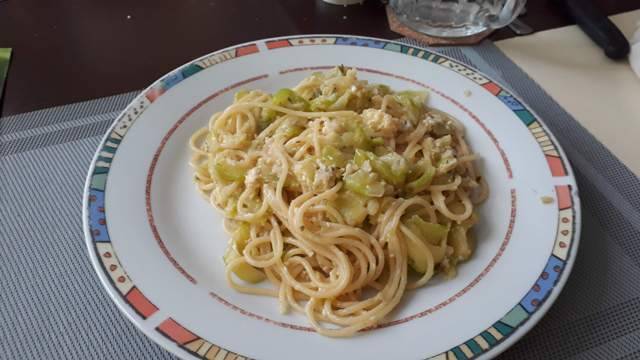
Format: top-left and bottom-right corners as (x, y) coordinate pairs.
(189, 67), (487, 337)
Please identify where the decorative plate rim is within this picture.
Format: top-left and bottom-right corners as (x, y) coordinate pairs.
(82, 34), (581, 360)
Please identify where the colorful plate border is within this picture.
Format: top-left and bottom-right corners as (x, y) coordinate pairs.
(83, 35), (580, 360)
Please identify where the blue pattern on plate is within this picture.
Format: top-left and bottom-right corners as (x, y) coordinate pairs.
(521, 256), (564, 313)
(335, 37), (386, 49)
(88, 189), (110, 242)
(161, 72), (185, 91)
(498, 92), (525, 111)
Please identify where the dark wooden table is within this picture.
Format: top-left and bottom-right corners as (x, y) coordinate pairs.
(0, 0), (638, 116)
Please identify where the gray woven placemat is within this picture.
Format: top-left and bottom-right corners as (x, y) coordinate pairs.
(2, 40), (640, 360)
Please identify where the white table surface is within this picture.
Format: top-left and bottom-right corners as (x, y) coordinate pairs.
(497, 10), (640, 176)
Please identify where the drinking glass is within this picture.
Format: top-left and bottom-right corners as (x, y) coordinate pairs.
(389, 0), (527, 38)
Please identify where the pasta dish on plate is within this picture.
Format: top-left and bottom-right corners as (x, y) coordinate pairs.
(189, 66), (487, 337)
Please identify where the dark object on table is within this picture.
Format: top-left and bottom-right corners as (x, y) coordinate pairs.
(0, 48), (12, 115)
(560, 0), (630, 59)
(508, 6), (534, 36)
(508, 18), (534, 36)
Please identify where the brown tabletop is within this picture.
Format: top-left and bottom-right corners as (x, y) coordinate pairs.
(0, 0), (638, 117)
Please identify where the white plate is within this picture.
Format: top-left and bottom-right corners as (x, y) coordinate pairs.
(83, 35), (580, 360)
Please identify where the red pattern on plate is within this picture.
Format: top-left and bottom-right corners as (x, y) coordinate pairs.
(555, 185), (572, 210)
(157, 318), (198, 345)
(235, 44), (259, 57)
(126, 287), (159, 319)
(482, 82), (502, 96)
(546, 155), (567, 177)
(266, 40), (291, 49)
